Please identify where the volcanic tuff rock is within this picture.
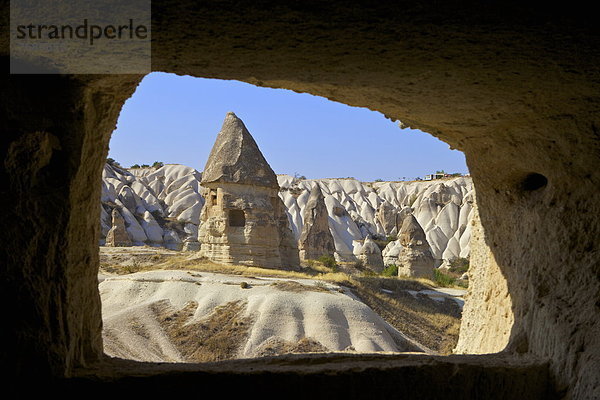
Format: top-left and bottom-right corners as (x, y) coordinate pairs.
(352, 235), (385, 272)
(298, 184), (336, 261)
(100, 163), (474, 266)
(201, 112), (278, 189)
(279, 175), (474, 264)
(395, 214), (435, 278)
(376, 200), (401, 236)
(197, 112), (299, 269)
(100, 162), (205, 249)
(100, 270), (425, 362)
(105, 208), (132, 247)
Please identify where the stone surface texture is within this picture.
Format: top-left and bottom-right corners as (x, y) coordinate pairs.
(297, 184), (336, 261)
(201, 112), (278, 189)
(100, 166), (474, 266)
(395, 215), (435, 278)
(279, 175), (474, 263)
(105, 209), (132, 247)
(454, 202), (514, 355)
(352, 236), (385, 272)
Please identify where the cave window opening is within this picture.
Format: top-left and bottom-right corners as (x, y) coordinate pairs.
(101, 71), (474, 365)
(228, 209), (246, 227)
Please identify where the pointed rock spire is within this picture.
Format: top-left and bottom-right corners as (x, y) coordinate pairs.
(105, 208), (132, 247)
(396, 214), (434, 278)
(298, 183), (336, 260)
(201, 112), (278, 188)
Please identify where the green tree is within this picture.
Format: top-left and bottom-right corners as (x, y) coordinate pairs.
(107, 157), (121, 167)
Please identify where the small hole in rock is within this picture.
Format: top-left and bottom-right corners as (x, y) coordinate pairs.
(521, 173), (548, 191)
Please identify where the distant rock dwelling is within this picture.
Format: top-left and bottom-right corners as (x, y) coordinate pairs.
(197, 112), (300, 269)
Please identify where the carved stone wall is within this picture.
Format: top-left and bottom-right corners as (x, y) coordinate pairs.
(198, 183), (299, 269)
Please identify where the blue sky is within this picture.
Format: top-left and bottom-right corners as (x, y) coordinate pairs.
(109, 72), (468, 182)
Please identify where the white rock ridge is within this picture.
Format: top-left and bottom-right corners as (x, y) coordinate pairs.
(100, 270), (425, 362)
(278, 175), (474, 265)
(100, 163), (474, 265)
(100, 162), (204, 250)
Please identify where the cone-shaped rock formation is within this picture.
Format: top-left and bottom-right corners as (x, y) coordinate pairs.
(353, 235), (385, 272)
(198, 112), (299, 269)
(396, 214), (434, 278)
(298, 184), (336, 261)
(201, 112), (278, 189)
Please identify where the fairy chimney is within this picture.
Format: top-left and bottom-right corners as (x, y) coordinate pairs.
(105, 208), (132, 247)
(197, 112), (299, 269)
(396, 214), (435, 278)
(298, 184), (336, 261)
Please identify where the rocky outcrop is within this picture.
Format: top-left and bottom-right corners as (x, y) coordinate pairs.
(279, 176), (474, 264)
(353, 236), (384, 272)
(100, 270), (424, 362)
(105, 209), (132, 247)
(395, 215), (435, 279)
(298, 184), (336, 261)
(376, 200), (400, 236)
(100, 162), (204, 249)
(382, 240), (404, 266)
(100, 165), (474, 266)
(197, 112), (299, 269)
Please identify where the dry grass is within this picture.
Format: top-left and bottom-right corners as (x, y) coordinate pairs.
(270, 280), (331, 293)
(345, 276), (462, 354)
(254, 337), (329, 358)
(151, 299), (253, 363)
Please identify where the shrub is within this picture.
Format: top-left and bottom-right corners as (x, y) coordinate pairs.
(152, 161), (164, 168)
(434, 269), (456, 287)
(107, 157), (121, 167)
(318, 254), (338, 270)
(130, 164), (141, 169)
(381, 264), (398, 277)
(361, 269), (378, 277)
(448, 257), (469, 274)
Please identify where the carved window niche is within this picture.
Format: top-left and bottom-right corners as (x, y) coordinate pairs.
(228, 209), (246, 227)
